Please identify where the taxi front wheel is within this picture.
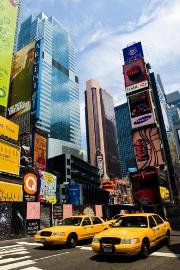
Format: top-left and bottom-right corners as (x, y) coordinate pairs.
(140, 239), (150, 259)
(67, 234), (77, 248)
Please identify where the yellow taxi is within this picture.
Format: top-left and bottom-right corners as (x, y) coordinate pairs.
(34, 215), (108, 248)
(92, 213), (171, 258)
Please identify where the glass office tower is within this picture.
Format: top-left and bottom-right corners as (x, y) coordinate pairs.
(115, 103), (136, 177)
(17, 13), (81, 147)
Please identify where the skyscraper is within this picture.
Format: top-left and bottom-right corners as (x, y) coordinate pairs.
(12, 12), (80, 150)
(85, 79), (121, 179)
(115, 103), (136, 177)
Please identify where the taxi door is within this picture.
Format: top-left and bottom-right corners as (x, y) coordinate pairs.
(148, 215), (160, 247)
(91, 216), (105, 235)
(153, 215), (167, 241)
(81, 217), (94, 239)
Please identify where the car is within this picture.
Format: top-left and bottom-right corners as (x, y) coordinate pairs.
(34, 215), (108, 248)
(104, 214), (125, 227)
(92, 213), (171, 258)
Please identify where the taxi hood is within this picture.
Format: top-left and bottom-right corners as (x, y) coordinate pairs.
(96, 227), (147, 238)
(40, 225), (79, 232)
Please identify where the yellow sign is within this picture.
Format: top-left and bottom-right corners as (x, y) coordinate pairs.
(0, 0), (19, 107)
(0, 181), (22, 202)
(0, 139), (20, 175)
(0, 116), (19, 140)
(48, 196), (57, 204)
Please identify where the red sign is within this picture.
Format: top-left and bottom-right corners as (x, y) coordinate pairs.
(123, 58), (148, 94)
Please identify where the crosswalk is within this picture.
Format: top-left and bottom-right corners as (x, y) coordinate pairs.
(0, 244), (43, 270)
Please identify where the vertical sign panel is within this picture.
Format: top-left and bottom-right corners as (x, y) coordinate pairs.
(0, 0), (19, 107)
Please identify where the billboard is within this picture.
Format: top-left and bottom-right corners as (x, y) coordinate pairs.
(33, 130), (47, 171)
(0, 139), (20, 175)
(8, 42), (35, 118)
(130, 170), (161, 204)
(24, 173), (38, 202)
(133, 127), (165, 170)
(0, 181), (22, 202)
(96, 153), (104, 177)
(68, 183), (80, 205)
(0, 116), (19, 140)
(123, 42), (144, 64)
(128, 90), (155, 129)
(38, 171), (57, 204)
(0, 0), (19, 108)
(123, 58), (148, 94)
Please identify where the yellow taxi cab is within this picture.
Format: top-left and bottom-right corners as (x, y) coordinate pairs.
(92, 213), (171, 258)
(34, 215), (108, 248)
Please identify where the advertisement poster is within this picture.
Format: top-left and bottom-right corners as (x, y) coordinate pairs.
(38, 171), (57, 204)
(123, 42), (144, 64)
(0, 139), (20, 175)
(33, 131), (47, 170)
(123, 58), (148, 94)
(40, 203), (52, 229)
(95, 205), (103, 217)
(8, 42), (35, 118)
(128, 90), (155, 129)
(26, 202), (40, 220)
(96, 154), (104, 177)
(130, 170), (161, 204)
(26, 220), (40, 236)
(24, 173), (38, 202)
(68, 183), (80, 205)
(0, 0), (19, 107)
(0, 116), (19, 140)
(157, 170), (171, 203)
(133, 127), (165, 170)
(53, 204), (63, 226)
(0, 181), (22, 202)
(63, 204), (72, 218)
(72, 205), (95, 217)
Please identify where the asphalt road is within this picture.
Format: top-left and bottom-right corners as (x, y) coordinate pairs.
(0, 231), (179, 270)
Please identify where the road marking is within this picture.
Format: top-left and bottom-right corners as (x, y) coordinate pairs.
(0, 248), (26, 255)
(0, 245), (22, 250)
(151, 252), (180, 258)
(16, 242), (43, 246)
(34, 251), (69, 261)
(0, 260), (36, 270)
(22, 266), (42, 270)
(0, 256), (31, 265)
(79, 247), (92, 250)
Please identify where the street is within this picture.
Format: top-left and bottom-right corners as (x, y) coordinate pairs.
(0, 231), (179, 270)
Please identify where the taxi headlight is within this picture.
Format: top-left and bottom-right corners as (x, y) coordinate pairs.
(93, 237), (100, 243)
(52, 232), (66, 236)
(121, 238), (140, 244)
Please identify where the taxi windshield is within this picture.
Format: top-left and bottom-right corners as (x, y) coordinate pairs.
(113, 216), (148, 228)
(59, 217), (82, 226)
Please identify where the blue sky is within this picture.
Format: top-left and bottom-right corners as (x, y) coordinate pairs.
(21, 0), (180, 149)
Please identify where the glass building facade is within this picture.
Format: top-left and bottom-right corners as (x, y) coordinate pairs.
(17, 13), (81, 146)
(115, 103), (136, 177)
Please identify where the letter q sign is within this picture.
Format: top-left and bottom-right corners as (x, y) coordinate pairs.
(24, 173), (37, 195)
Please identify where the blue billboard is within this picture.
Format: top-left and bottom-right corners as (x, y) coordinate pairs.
(123, 42), (144, 64)
(68, 183), (80, 205)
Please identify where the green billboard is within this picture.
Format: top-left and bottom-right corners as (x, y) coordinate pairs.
(0, 0), (19, 107)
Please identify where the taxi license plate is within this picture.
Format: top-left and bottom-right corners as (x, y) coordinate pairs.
(40, 238), (46, 243)
(102, 246), (113, 253)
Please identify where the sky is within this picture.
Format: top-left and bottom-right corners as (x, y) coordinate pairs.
(21, 0), (180, 149)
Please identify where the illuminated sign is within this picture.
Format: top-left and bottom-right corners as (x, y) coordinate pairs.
(38, 171), (57, 203)
(33, 130), (47, 171)
(0, 116), (19, 140)
(123, 42), (144, 64)
(0, 181), (22, 202)
(24, 173), (38, 202)
(0, 0), (19, 107)
(133, 127), (165, 170)
(0, 139), (20, 175)
(123, 58), (148, 94)
(128, 90), (155, 129)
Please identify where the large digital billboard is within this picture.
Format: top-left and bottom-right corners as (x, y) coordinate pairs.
(133, 127), (165, 170)
(8, 42), (35, 118)
(123, 58), (148, 94)
(123, 42), (144, 64)
(128, 90), (155, 129)
(0, 139), (20, 175)
(0, 0), (19, 108)
(38, 171), (57, 204)
(0, 181), (22, 202)
(33, 130), (47, 171)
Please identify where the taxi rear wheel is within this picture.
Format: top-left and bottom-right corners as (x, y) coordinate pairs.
(67, 234), (77, 248)
(140, 239), (150, 259)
